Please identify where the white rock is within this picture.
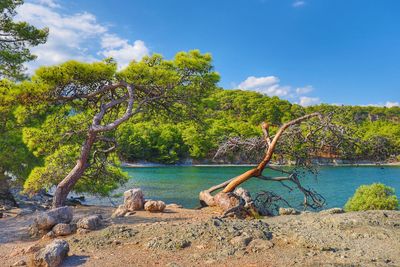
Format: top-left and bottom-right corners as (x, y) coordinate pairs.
(144, 200), (166, 213)
(123, 188), (144, 211)
(111, 205), (128, 218)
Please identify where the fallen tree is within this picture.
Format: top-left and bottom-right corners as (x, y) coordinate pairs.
(199, 112), (354, 216)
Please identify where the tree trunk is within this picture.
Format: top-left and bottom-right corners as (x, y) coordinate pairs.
(52, 131), (97, 208)
(199, 113), (321, 211)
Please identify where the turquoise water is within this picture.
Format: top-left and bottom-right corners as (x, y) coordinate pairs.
(86, 166), (400, 209)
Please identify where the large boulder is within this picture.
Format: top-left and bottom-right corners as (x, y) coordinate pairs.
(144, 200), (166, 212)
(77, 215), (102, 230)
(123, 188), (144, 211)
(34, 206), (73, 230)
(31, 239), (69, 267)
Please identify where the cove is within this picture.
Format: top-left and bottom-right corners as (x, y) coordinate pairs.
(84, 166), (400, 209)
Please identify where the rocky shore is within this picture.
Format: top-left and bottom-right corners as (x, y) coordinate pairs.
(1, 202), (399, 266)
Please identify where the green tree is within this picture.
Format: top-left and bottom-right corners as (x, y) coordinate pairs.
(20, 50), (219, 207)
(344, 183), (399, 211)
(0, 0), (48, 80)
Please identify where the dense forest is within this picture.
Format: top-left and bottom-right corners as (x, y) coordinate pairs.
(117, 88), (400, 164)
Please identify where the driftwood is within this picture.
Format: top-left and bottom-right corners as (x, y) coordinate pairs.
(199, 112), (334, 214)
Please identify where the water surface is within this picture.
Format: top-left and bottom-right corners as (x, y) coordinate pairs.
(85, 166), (400, 209)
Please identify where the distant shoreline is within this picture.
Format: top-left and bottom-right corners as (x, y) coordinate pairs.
(121, 161), (400, 168)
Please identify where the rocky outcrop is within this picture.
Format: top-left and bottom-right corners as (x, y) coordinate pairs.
(144, 200), (166, 212)
(124, 188), (144, 211)
(111, 204), (128, 218)
(30, 239), (69, 267)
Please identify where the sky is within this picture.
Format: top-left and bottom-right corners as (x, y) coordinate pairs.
(16, 0), (400, 107)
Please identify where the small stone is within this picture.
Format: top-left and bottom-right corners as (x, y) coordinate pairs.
(124, 211), (136, 217)
(144, 200), (166, 213)
(230, 234), (252, 248)
(77, 215), (102, 230)
(123, 188), (145, 211)
(111, 205), (128, 218)
(45, 231), (56, 238)
(247, 239), (274, 252)
(52, 223), (74, 236)
(31, 239), (69, 267)
(278, 207), (300, 215)
(12, 260), (26, 266)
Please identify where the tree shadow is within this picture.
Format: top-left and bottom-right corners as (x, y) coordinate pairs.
(62, 255), (90, 266)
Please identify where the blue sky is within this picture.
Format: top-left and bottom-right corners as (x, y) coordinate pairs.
(17, 0), (400, 107)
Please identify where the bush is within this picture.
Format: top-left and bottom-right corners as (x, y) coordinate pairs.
(344, 183), (399, 211)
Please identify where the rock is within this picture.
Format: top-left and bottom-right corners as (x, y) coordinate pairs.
(144, 200), (166, 212)
(77, 215), (102, 230)
(319, 208), (344, 215)
(230, 234), (253, 248)
(31, 239), (69, 267)
(111, 205), (128, 218)
(214, 192), (241, 211)
(0, 212), (3, 218)
(33, 206), (73, 230)
(247, 239), (274, 252)
(279, 207), (300, 215)
(44, 231), (55, 239)
(52, 223), (74, 236)
(12, 260), (26, 266)
(123, 188), (144, 211)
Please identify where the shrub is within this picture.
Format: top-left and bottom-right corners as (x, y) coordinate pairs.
(344, 183), (399, 211)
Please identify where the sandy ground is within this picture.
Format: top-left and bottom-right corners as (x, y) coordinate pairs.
(1, 206), (399, 267)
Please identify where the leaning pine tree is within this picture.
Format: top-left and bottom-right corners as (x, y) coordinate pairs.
(18, 51), (219, 208)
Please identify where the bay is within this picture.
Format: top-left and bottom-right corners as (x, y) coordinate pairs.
(84, 166), (400, 209)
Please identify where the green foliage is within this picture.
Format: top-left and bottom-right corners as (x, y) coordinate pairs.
(19, 50), (219, 196)
(0, 0), (48, 80)
(344, 183), (399, 211)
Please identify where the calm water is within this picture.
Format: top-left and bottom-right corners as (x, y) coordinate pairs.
(85, 166), (400, 209)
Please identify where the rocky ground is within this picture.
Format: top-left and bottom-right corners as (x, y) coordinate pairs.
(0, 204), (399, 267)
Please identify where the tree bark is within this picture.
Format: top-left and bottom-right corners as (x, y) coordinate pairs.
(52, 131), (97, 208)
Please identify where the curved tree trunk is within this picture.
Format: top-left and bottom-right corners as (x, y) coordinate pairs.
(52, 131), (97, 208)
(199, 112), (321, 211)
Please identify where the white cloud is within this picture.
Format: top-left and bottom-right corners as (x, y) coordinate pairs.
(296, 85), (313, 95)
(100, 34), (149, 69)
(385, 101), (399, 108)
(238, 76), (291, 97)
(34, 0), (60, 8)
(299, 96), (320, 106)
(16, 1), (149, 72)
(366, 101), (400, 108)
(292, 1), (305, 7)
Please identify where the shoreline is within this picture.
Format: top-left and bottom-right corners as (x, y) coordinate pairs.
(121, 161), (400, 168)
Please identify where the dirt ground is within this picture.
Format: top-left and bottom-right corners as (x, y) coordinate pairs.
(0, 205), (399, 267)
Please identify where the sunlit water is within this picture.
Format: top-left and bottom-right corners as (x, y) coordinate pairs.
(84, 166), (400, 209)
